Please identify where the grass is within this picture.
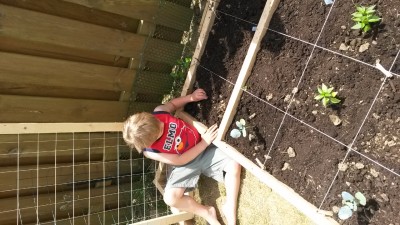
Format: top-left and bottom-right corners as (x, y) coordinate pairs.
(194, 170), (315, 225)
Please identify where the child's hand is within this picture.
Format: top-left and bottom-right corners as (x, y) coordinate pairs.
(190, 89), (208, 102)
(201, 124), (218, 145)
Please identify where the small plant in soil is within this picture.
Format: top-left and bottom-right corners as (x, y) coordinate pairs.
(314, 83), (341, 107)
(338, 191), (367, 220)
(351, 5), (381, 33)
(230, 119), (247, 138)
(169, 57), (192, 97)
(170, 57), (192, 83)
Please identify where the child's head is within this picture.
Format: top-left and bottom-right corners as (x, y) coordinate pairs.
(123, 112), (162, 153)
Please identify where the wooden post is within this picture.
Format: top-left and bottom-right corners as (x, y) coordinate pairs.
(131, 212), (194, 225)
(181, 0), (220, 97)
(0, 123), (123, 134)
(216, 0), (281, 141)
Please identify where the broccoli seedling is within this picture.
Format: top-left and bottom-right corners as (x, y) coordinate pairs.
(230, 119), (247, 138)
(351, 5), (381, 33)
(338, 191), (366, 220)
(314, 84), (341, 107)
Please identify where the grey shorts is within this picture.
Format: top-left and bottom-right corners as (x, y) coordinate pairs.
(165, 144), (233, 191)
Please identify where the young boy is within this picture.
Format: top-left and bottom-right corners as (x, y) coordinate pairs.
(123, 88), (241, 225)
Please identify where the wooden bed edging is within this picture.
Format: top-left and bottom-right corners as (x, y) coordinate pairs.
(216, 0), (280, 140)
(0, 123), (123, 134)
(177, 111), (339, 225)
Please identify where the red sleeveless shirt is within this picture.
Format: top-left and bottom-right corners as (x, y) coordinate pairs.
(145, 111), (201, 154)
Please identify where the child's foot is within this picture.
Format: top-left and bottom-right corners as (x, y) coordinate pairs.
(222, 203), (236, 225)
(205, 206), (220, 225)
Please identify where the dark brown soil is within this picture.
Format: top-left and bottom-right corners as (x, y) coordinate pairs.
(186, 0), (400, 224)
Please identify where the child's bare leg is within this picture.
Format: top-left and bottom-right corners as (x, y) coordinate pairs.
(222, 161), (241, 225)
(164, 187), (221, 225)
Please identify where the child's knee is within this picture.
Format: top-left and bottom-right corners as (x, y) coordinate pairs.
(225, 161), (241, 176)
(163, 189), (182, 207)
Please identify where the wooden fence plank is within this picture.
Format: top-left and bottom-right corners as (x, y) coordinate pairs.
(0, 124), (123, 134)
(0, 183), (132, 225)
(0, 4), (146, 58)
(0, 36), (130, 67)
(132, 212), (194, 225)
(0, 95), (129, 122)
(0, 161), (134, 196)
(0, 52), (136, 92)
(216, 0), (281, 140)
(64, 0), (192, 31)
(0, 82), (121, 101)
(0, 133), (126, 166)
(0, 0), (140, 32)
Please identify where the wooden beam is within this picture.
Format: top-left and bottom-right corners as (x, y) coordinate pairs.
(0, 161), (133, 195)
(0, 0), (140, 32)
(176, 111), (339, 225)
(29, 207), (133, 225)
(0, 95), (129, 122)
(64, 0), (193, 31)
(0, 123), (123, 134)
(0, 4), (145, 58)
(216, 0), (281, 140)
(131, 212), (194, 225)
(0, 183), (132, 225)
(0, 36), (131, 67)
(0, 82), (121, 101)
(181, 0), (220, 97)
(0, 52), (136, 92)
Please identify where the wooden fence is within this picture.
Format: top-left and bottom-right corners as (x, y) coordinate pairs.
(0, 0), (193, 122)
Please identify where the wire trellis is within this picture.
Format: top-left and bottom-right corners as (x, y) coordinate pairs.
(0, 131), (169, 225)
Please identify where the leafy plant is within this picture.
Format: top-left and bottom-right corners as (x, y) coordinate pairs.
(351, 5), (381, 33)
(230, 119), (247, 138)
(170, 57), (192, 83)
(338, 191), (367, 220)
(314, 83), (341, 107)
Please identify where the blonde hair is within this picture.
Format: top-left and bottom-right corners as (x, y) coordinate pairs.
(123, 112), (161, 153)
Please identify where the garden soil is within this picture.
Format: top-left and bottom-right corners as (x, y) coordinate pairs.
(186, 0), (400, 224)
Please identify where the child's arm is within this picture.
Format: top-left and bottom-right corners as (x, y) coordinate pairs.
(154, 89), (207, 113)
(143, 124), (218, 166)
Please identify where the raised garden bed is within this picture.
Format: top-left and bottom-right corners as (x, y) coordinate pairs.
(186, 0), (400, 224)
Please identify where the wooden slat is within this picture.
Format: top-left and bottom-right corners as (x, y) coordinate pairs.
(64, 0), (193, 31)
(0, 95), (129, 122)
(217, 0), (281, 140)
(0, 133), (123, 166)
(0, 52), (136, 92)
(0, 123), (123, 134)
(0, 4), (146, 58)
(132, 212), (194, 225)
(0, 0), (140, 32)
(0, 161), (133, 196)
(181, 0), (219, 96)
(0, 183), (132, 225)
(30, 207), (133, 225)
(0, 82), (121, 101)
(0, 36), (130, 67)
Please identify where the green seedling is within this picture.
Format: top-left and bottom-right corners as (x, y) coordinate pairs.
(314, 84), (341, 107)
(338, 191), (366, 220)
(351, 5), (381, 33)
(170, 57), (192, 83)
(230, 119), (247, 138)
